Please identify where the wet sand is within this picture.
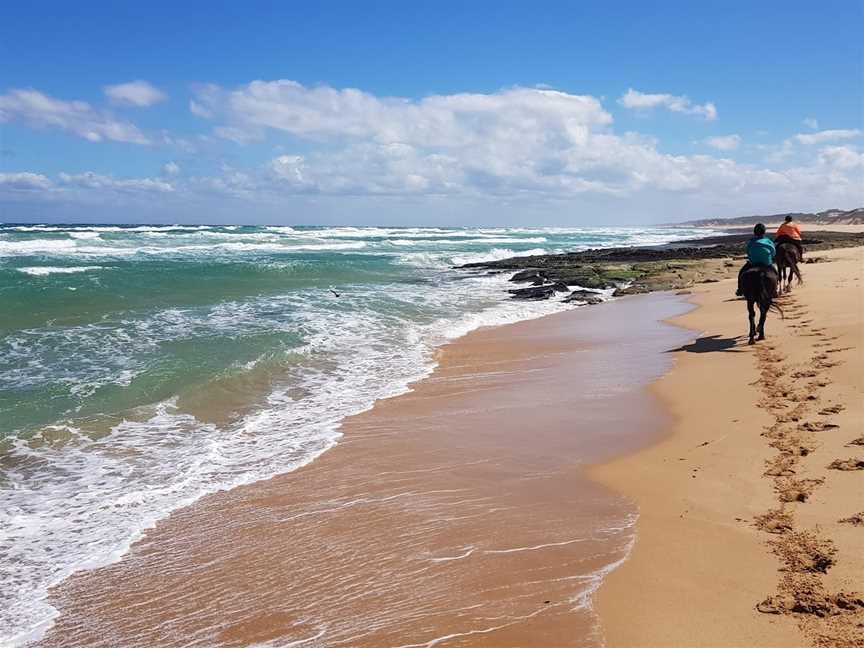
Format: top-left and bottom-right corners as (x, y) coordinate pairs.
(37, 293), (692, 648)
(595, 246), (864, 648)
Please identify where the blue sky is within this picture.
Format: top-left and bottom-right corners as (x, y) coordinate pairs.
(1, 1), (862, 224)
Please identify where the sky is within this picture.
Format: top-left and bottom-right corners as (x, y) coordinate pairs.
(1, 1), (862, 225)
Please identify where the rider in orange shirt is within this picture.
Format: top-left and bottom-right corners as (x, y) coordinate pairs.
(775, 215), (803, 261)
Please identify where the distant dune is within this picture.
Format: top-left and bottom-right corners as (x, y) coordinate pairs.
(667, 207), (864, 227)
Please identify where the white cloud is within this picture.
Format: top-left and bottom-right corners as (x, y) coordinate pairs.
(104, 80), (167, 107)
(802, 117), (819, 130)
(58, 172), (174, 193)
(193, 81), (613, 144)
(189, 99), (213, 118)
(817, 145), (864, 170)
(0, 89), (149, 144)
(703, 134), (741, 151)
(618, 88), (717, 120)
(162, 161), (181, 176)
(0, 172), (53, 191)
(794, 129), (862, 145)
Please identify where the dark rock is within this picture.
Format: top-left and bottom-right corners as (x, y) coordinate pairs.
(508, 285), (555, 300)
(510, 269), (546, 283)
(564, 290), (604, 304)
(614, 285), (649, 296)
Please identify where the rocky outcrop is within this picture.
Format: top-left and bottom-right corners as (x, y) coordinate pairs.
(460, 230), (864, 303)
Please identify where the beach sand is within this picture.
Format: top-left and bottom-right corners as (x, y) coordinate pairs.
(594, 246), (864, 648)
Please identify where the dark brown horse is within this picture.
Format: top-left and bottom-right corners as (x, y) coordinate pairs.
(742, 265), (782, 344)
(775, 241), (803, 294)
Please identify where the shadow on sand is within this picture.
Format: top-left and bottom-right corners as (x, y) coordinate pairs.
(667, 334), (743, 354)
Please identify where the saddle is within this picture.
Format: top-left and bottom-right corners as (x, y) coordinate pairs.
(744, 264), (778, 281)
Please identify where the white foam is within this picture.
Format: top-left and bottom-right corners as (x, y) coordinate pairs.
(396, 247), (549, 269)
(0, 239), (77, 255)
(16, 266), (103, 276)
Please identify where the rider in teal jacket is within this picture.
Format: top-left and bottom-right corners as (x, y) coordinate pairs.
(736, 223), (776, 296)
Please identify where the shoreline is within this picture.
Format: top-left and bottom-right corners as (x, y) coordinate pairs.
(35, 292), (693, 648)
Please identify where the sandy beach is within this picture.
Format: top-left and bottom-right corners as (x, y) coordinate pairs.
(595, 246), (863, 648)
(24, 244), (862, 648)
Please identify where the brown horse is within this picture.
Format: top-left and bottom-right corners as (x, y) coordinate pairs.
(742, 265), (782, 344)
(775, 241), (803, 294)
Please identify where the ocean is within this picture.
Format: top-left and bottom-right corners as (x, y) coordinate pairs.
(0, 223), (716, 646)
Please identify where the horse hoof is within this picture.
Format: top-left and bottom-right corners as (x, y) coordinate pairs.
(748, 338), (755, 345)
(758, 335), (766, 341)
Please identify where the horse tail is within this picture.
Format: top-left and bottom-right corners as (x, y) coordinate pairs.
(762, 270), (783, 317)
(792, 258), (803, 285)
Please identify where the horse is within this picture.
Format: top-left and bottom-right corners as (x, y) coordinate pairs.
(775, 240), (803, 294)
(742, 265), (782, 345)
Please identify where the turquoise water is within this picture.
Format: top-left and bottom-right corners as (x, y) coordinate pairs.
(0, 223), (716, 645)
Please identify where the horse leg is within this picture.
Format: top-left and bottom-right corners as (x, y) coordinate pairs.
(793, 261), (803, 286)
(757, 302), (768, 340)
(748, 299), (757, 344)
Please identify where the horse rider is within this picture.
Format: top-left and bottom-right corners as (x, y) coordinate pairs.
(775, 215), (804, 261)
(736, 223), (776, 297)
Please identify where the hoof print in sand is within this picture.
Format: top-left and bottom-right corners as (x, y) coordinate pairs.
(756, 597), (787, 614)
(838, 512), (864, 527)
(818, 404), (845, 415)
(776, 478), (823, 503)
(827, 458), (864, 471)
(758, 589), (864, 617)
(799, 421), (839, 432)
(764, 456), (797, 477)
(771, 531), (837, 574)
(755, 509), (793, 534)
(792, 370), (820, 379)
